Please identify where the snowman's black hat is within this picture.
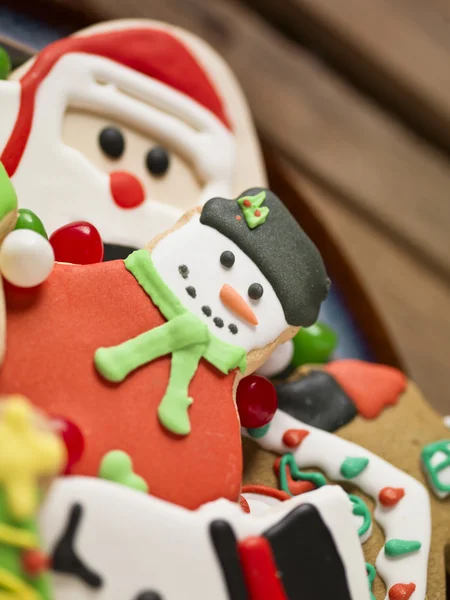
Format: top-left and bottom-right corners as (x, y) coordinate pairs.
(200, 188), (330, 327)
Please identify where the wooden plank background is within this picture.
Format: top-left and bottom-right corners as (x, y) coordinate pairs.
(7, 0), (450, 412)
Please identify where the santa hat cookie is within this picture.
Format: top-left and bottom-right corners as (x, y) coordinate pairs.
(1, 187), (328, 510)
(0, 20), (266, 255)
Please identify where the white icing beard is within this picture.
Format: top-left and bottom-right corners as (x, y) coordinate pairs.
(7, 54), (236, 249)
(151, 215), (290, 352)
(39, 477), (368, 600)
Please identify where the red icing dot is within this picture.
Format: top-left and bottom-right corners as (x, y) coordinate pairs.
(22, 549), (50, 575)
(239, 495), (250, 513)
(273, 457), (316, 496)
(325, 359), (407, 419)
(53, 416), (85, 474)
(109, 170), (145, 209)
(254, 209), (261, 217)
(282, 428), (310, 448)
(50, 221), (104, 265)
(236, 375), (278, 429)
(388, 583), (416, 600)
(379, 487), (405, 507)
(235, 215), (242, 221)
(243, 199), (252, 207)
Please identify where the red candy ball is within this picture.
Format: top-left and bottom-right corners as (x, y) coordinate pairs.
(53, 416), (85, 474)
(49, 221), (104, 265)
(22, 549), (50, 575)
(236, 375), (278, 429)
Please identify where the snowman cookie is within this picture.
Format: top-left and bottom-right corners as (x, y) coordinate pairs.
(243, 362), (450, 600)
(0, 188), (329, 510)
(0, 19), (265, 259)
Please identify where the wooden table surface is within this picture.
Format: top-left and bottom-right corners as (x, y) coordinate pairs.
(9, 0), (450, 413)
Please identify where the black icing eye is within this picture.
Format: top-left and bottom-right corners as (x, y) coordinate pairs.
(220, 251), (235, 268)
(248, 283), (264, 300)
(134, 593), (163, 600)
(146, 146), (170, 176)
(98, 127), (125, 159)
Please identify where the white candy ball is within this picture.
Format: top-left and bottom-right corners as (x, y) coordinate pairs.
(0, 229), (55, 288)
(257, 340), (294, 378)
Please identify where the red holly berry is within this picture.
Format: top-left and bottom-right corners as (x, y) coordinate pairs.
(236, 375), (277, 429)
(49, 221), (104, 265)
(22, 549), (50, 575)
(53, 416), (85, 474)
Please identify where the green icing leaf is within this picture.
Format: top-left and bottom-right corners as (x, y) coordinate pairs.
(0, 162), (17, 222)
(99, 450), (148, 493)
(237, 191), (269, 229)
(0, 47), (11, 80)
(291, 322), (338, 367)
(340, 457), (369, 479)
(14, 208), (48, 239)
(384, 539), (422, 557)
(279, 453), (327, 495)
(349, 494), (372, 538)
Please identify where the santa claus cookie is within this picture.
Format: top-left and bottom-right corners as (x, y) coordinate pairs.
(242, 361), (450, 600)
(0, 188), (329, 510)
(0, 19), (265, 259)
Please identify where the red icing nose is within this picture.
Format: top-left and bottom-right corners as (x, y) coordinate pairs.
(110, 171), (145, 209)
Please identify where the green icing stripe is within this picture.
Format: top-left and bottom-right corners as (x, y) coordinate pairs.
(366, 563), (376, 600)
(279, 453), (327, 495)
(421, 439), (450, 494)
(340, 457), (369, 479)
(99, 450), (148, 493)
(349, 494), (372, 538)
(384, 539), (422, 557)
(0, 162), (17, 221)
(247, 422), (271, 439)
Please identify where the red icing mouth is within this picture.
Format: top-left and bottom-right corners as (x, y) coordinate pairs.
(110, 171), (145, 209)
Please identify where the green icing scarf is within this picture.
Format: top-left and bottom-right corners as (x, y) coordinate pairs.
(95, 249), (247, 436)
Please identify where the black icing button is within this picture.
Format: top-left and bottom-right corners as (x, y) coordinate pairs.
(146, 146), (170, 176)
(186, 286), (197, 298)
(134, 592), (163, 600)
(202, 306), (212, 317)
(220, 251), (235, 268)
(228, 324), (238, 335)
(248, 283), (263, 300)
(213, 317), (224, 328)
(178, 265), (189, 279)
(98, 127), (125, 159)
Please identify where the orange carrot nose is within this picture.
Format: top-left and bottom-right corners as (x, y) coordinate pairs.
(220, 284), (258, 326)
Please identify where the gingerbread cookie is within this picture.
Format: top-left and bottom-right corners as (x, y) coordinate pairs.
(243, 361), (450, 600)
(0, 188), (328, 510)
(0, 20), (265, 258)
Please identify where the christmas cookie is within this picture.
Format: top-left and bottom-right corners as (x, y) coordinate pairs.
(0, 395), (65, 599)
(38, 478), (370, 600)
(0, 188), (329, 511)
(0, 19), (265, 258)
(243, 362), (450, 600)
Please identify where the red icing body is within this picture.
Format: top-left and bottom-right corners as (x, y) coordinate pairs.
(238, 536), (288, 600)
(0, 261), (242, 509)
(1, 28), (231, 177)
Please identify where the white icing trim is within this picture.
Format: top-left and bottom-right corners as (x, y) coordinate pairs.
(39, 477), (369, 600)
(247, 409), (431, 600)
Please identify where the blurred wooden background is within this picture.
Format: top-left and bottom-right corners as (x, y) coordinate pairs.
(6, 0), (450, 413)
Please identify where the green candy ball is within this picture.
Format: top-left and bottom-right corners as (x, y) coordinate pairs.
(291, 322), (338, 367)
(14, 208), (48, 239)
(0, 47), (11, 80)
